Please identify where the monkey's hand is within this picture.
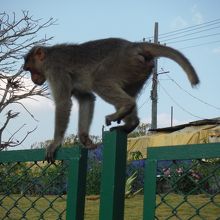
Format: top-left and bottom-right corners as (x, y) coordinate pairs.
(46, 143), (59, 163)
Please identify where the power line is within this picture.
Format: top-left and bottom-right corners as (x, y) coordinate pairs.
(137, 79), (151, 110)
(167, 32), (220, 44)
(160, 20), (220, 40)
(165, 74), (220, 111)
(146, 18), (220, 40)
(138, 97), (151, 110)
(159, 81), (205, 120)
(163, 25), (220, 42)
(179, 39), (220, 50)
(143, 19), (220, 50)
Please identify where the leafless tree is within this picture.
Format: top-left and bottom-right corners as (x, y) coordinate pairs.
(0, 11), (56, 150)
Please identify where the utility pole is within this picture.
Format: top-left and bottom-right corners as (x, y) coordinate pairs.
(151, 22), (159, 130)
(171, 106), (173, 127)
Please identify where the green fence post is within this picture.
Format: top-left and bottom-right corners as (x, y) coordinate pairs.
(99, 130), (127, 220)
(66, 146), (88, 220)
(143, 159), (157, 220)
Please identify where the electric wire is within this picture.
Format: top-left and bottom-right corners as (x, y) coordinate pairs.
(158, 81), (205, 120)
(164, 25), (220, 43)
(144, 18), (220, 49)
(167, 32), (220, 44)
(137, 77), (151, 110)
(160, 20), (220, 40)
(138, 96), (151, 111)
(160, 19), (220, 37)
(146, 18), (220, 40)
(179, 39), (220, 50)
(165, 74), (220, 111)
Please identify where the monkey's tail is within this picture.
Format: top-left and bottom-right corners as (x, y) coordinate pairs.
(141, 43), (200, 86)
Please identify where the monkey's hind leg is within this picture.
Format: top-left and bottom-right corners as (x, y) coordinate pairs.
(110, 107), (140, 133)
(94, 83), (136, 126)
(105, 102), (135, 126)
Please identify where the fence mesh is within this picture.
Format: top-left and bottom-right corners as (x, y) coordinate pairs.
(0, 161), (68, 220)
(155, 159), (220, 219)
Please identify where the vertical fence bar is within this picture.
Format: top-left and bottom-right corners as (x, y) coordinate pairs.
(99, 130), (127, 220)
(66, 146), (88, 220)
(143, 159), (157, 220)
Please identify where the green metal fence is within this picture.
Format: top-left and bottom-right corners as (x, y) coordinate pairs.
(144, 143), (220, 219)
(0, 146), (88, 220)
(0, 130), (220, 219)
(0, 130), (127, 220)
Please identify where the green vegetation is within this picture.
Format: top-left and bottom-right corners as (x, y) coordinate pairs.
(156, 193), (220, 220)
(1, 194), (219, 219)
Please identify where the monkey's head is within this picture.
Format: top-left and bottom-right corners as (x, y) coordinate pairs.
(23, 47), (46, 86)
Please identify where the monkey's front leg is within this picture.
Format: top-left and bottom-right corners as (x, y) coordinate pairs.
(77, 93), (97, 149)
(46, 99), (72, 162)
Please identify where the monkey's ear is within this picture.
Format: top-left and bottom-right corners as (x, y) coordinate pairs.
(34, 47), (45, 61)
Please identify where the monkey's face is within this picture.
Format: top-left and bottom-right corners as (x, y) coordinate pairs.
(23, 47), (46, 86)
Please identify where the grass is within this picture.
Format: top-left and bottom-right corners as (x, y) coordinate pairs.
(0, 194), (219, 219)
(156, 193), (220, 220)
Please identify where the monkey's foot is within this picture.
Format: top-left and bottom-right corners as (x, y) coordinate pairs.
(79, 133), (97, 149)
(46, 143), (59, 163)
(110, 125), (135, 133)
(105, 105), (135, 127)
(105, 115), (123, 126)
(110, 126), (124, 132)
(110, 118), (139, 133)
(117, 119), (121, 124)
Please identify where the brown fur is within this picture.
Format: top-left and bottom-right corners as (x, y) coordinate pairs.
(23, 38), (199, 162)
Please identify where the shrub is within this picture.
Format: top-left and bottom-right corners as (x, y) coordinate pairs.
(86, 159), (102, 195)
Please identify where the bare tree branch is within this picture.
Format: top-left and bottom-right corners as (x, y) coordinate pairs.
(0, 110), (20, 147)
(0, 11), (55, 150)
(0, 11), (56, 65)
(0, 125), (37, 150)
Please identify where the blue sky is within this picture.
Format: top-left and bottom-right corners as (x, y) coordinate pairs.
(2, 0), (220, 149)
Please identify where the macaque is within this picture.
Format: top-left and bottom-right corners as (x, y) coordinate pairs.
(23, 38), (199, 162)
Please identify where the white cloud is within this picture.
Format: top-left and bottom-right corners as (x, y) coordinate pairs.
(20, 95), (79, 116)
(142, 113), (188, 129)
(157, 113), (187, 128)
(0, 73), (79, 114)
(212, 47), (220, 54)
(170, 5), (204, 31)
(191, 5), (204, 24)
(21, 96), (54, 111)
(170, 16), (188, 30)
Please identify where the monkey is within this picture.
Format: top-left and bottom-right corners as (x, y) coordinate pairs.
(23, 38), (199, 162)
